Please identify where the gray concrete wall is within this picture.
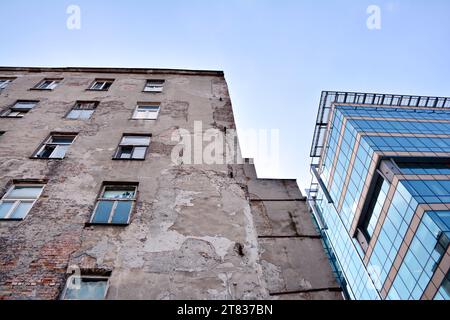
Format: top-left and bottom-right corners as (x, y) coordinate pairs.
(241, 162), (342, 300)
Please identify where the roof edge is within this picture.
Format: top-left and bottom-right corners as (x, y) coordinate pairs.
(0, 66), (224, 77)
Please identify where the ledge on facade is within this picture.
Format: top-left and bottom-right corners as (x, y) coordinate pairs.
(0, 66), (224, 77)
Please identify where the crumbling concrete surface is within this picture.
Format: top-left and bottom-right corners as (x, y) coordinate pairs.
(0, 67), (341, 300)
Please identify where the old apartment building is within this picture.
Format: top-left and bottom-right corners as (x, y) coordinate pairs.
(0, 67), (341, 300)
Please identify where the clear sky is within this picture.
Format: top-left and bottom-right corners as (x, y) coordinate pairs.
(1, 0), (449, 191)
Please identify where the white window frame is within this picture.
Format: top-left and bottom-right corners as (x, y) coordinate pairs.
(35, 79), (60, 90)
(1, 100), (39, 118)
(132, 104), (160, 120)
(66, 101), (98, 120)
(114, 135), (151, 160)
(89, 185), (138, 225)
(89, 80), (113, 91)
(144, 80), (165, 92)
(0, 184), (45, 220)
(61, 275), (110, 300)
(0, 79), (13, 90)
(34, 134), (77, 159)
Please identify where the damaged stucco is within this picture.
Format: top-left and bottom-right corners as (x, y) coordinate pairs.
(0, 67), (341, 300)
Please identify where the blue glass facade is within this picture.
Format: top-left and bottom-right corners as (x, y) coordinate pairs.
(309, 92), (450, 300)
(388, 211), (450, 300)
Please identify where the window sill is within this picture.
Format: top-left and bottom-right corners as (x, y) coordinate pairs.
(0, 116), (23, 119)
(30, 88), (54, 91)
(86, 89), (110, 92)
(30, 157), (65, 160)
(85, 222), (129, 227)
(112, 158), (146, 161)
(0, 218), (24, 222)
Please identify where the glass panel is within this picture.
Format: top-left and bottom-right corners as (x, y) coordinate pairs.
(78, 110), (94, 119)
(92, 201), (113, 223)
(0, 202), (14, 218)
(118, 146), (132, 159)
(38, 81), (52, 89)
(121, 136), (150, 146)
(103, 187), (135, 199)
(14, 102), (36, 110)
(3, 109), (25, 117)
(7, 186), (43, 199)
(37, 145), (56, 158)
(51, 145), (69, 158)
(138, 106), (159, 111)
(66, 110), (82, 119)
(147, 80), (164, 85)
(132, 147), (147, 159)
(91, 82), (104, 90)
(75, 102), (96, 110)
(111, 201), (132, 224)
(48, 82), (58, 90)
(133, 110), (148, 119)
(144, 81), (164, 91)
(10, 202), (33, 219)
(0, 80), (10, 89)
(50, 136), (75, 144)
(64, 278), (108, 300)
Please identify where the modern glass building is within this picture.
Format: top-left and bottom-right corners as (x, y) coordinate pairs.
(308, 91), (450, 300)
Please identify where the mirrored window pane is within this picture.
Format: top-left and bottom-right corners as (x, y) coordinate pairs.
(51, 136), (75, 144)
(0, 202), (14, 218)
(10, 202), (33, 219)
(51, 145), (69, 158)
(14, 101), (37, 110)
(112, 202), (132, 224)
(132, 147), (147, 159)
(66, 110), (82, 119)
(121, 136), (150, 146)
(103, 188), (135, 199)
(64, 278), (108, 300)
(92, 201), (113, 223)
(7, 186), (43, 199)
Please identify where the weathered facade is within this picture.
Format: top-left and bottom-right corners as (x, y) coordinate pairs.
(0, 67), (341, 300)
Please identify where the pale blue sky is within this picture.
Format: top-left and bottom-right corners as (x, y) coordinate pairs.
(1, 0), (449, 191)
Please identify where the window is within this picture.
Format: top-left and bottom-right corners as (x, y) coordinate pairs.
(132, 104), (160, 120)
(357, 174), (389, 244)
(62, 275), (109, 300)
(1, 100), (39, 118)
(66, 101), (98, 120)
(0, 183), (44, 220)
(88, 79), (114, 91)
(0, 79), (13, 90)
(90, 184), (137, 225)
(34, 79), (61, 90)
(34, 134), (77, 159)
(114, 135), (151, 160)
(144, 80), (165, 92)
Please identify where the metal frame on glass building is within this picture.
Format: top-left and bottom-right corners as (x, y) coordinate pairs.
(308, 91), (450, 300)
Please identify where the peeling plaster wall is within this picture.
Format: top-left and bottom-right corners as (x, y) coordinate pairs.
(0, 67), (340, 300)
(241, 162), (343, 300)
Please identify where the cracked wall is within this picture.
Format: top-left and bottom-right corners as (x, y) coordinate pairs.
(0, 67), (340, 300)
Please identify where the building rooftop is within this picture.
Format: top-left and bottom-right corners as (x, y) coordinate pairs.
(310, 91), (450, 163)
(0, 66), (224, 77)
